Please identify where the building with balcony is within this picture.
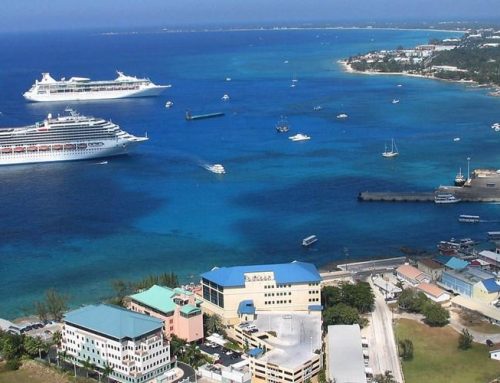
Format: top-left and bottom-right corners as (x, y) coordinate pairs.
(127, 285), (203, 342)
(62, 304), (174, 383)
(199, 261), (321, 324)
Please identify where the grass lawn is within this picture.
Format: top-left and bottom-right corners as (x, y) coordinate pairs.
(395, 319), (500, 383)
(0, 361), (92, 383)
(465, 322), (500, 335)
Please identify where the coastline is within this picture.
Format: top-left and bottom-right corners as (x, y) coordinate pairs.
(338, 60), (500, 95)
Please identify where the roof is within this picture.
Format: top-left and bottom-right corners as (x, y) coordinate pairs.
(445, 257), (469, 271)
(451, 295), (500, 322)
(480, 250), (500, 263)
(418, 258), (443, 270)
(416, 283), (447, 298)
(327, 325), (367, 383)
(482, 279), (500, 294)
(64, 304), (163, 340)
(434, 255), (453, 265)
(396, 264), (423, 280)
(129, 285), (201, 315)
(372, 277), (402, 294)
(180, 304), (200, 315)
(238, 300), (256, 315)
(201, 261), (321, 288)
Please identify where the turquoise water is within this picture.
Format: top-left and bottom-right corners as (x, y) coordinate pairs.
(0, 28), (499, 318)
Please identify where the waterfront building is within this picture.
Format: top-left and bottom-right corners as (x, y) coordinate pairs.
(479, 250), (500, 269)
(62, 304), (174, 383)
(396, 264), (430, 286)
(444, 257), (469, 271)
(416, 283), (450, 303)
(127, 285), (203, 342)
(440, 267), (495, 297)
(234, 311), (322, 383)
(417, 258), (444, 281)
(472, 278), (500, 303)
(199, 261), (321, 324)
(327, 324), (367, 383)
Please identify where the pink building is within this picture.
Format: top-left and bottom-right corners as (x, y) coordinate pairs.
(127, 285), (204, 343)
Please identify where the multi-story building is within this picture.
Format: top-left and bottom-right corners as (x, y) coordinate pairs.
(62, 304), (174, 383)
(127, 285), (203, 342)
(199, 261), (321, 323)
(440, 267), (495, 297)
(417, 258), (444, 281)
(396, 264), (429, 286)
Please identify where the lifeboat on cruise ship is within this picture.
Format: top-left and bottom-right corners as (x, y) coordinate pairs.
(1, 147), (13, 154)
(27, 146), (38, 152)
(64, 144), (76, 150)
(77, 143), (88, 149)
(38, 145), (50, 151)
(14, 146), (26, 153)
(52, 144), (63, 151)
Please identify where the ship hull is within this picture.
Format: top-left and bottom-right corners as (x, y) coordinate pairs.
(23, 85), (170, 102)
(0, 140), (142, 166)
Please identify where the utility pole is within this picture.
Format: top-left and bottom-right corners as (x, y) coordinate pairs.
(467, 157), (471, 182)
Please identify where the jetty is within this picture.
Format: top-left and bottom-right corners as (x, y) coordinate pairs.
(359, 169), (500, 203)
(185, 111), (225, 121)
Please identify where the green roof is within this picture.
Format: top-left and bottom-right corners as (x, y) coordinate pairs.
(180, 304), (200, 315)
(130, 285), (201, 315)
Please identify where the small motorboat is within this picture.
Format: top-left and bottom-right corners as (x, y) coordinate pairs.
(225, 77), (232, 82)
(205, 164), (226, 174)
(302, 235), (318, 247)
(313, 105), (322, 111)
(453, 137), (460, 142)
(336, 113), (348, 119)
(221, 94), (230, 101)
(392, 99), (400, 104)
(289, 134), (310, 142)
(165, 101), (174, 108)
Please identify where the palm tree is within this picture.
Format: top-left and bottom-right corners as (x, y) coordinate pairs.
(82, 356), (93, 378)
(205, 313), (225, 336)
(102, 363), (114, 383)
(57, 350), (68, 368)
(52, 331), (62, 346)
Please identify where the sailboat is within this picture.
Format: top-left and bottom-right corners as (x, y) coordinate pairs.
(454, 168), (466, 186)
(382, 139), (399, 158)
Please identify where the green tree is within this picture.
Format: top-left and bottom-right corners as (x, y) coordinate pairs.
(23, 336), (47, 358)
(341, 282), (374, 313)
(52, 331), (62, 346)
(111, 280), (131, 306)
(323, 303), (362, 327)
(321, 286), (342, 308)
(318, 368), (327, 383)
(458, 328), (474, 350)
(398, 338), (413, 360)
(422, 302), (449, 327)
(374, 370), (397, 383)
(82, 356), (94, 378)
(45, 289), (68, 321)
(204, 313), (225, 336)
(102, 363), (114, 383)
(1, 333), (24, 360)
(397, 289), (429, 313)
(169, 334), (187, 357)
(34, 301), (49, 323)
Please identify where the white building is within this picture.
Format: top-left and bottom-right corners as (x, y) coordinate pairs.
(199, 261), (321, 324)
(198, 359), (252, 383)
(62, 304), (174, 383)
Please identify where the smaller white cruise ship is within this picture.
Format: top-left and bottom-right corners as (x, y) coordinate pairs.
(24, 72), (170, 102)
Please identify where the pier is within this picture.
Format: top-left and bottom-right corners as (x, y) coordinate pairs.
(358, 192), (434, 202)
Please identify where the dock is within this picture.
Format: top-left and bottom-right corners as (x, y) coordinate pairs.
(358, 192), (434, 202)
(185, 111), (225, 121)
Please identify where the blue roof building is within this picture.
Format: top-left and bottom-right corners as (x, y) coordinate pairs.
(445, 257), (469, 271)
(482, 278), (500, 294)
(64, 304), (163, 341)
(200, 261), (322, 320)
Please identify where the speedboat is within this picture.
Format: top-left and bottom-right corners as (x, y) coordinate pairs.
(165, 100), (174, 108)
(397, 84), (403, 87)
(453, 137), (460, 142)
(221, 94), (230, 101)
(336, 113), (348, 119)
(289, 134), (310, 141)
(313, 105), (322, 111)
(392, 99), (400, 104)
(205, 164), (226, 174)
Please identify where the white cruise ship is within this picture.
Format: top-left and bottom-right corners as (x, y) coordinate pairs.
(23, 72), (170, 102)
(0, 109), (148, 166)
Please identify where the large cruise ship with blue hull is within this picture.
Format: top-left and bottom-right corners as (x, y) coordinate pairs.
(0, 109), (148, 165)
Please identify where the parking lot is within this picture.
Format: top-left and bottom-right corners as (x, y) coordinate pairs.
(199, 342), (243, 367)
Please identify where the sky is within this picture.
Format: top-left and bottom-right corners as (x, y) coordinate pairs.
(1, 0), (500, 32)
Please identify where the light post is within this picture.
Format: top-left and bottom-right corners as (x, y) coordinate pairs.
(467, 157), (471, 182)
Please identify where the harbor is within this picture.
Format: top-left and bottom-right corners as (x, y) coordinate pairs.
(359, 169), (500, 203)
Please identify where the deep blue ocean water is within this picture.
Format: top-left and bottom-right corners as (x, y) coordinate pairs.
(0, 28), (499, 318)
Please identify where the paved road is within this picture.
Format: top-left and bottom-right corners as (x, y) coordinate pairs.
(366, 279), (404, 383)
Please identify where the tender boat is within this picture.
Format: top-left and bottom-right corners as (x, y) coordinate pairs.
(205, 164), (226, 174)
(382, 139), (399, 158)
(165, 101), (174, 108)
(434, 193), (461, 204)
(221, 94), (230, 101)
(276, 116), (290, 133)
(289, 134), (310, 141)
(302, 235), (318, 247)
(336, 113), (348, 119)
(458, 214), (480, 223)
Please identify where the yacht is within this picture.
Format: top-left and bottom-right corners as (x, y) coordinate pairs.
(336, 113), (348, 119)
(382, 139), (399, 158)
(0, 109), (147, 166)
(289, 134), (310, 142)
(434, 193), (461, 204)
(454, 168), (466, 186)
(221, 94), (230, 101)
(24, 72), (170, 102)
(205, 164), (226, 174)
(392, 99), (400, 104)
(165, 101), (174, 108)
(458, 214), (480, 223)
(276, 116), (290, 133)
(302, 235), (318, 247)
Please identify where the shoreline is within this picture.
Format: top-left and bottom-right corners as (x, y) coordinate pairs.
(338, 60), (500, 95)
